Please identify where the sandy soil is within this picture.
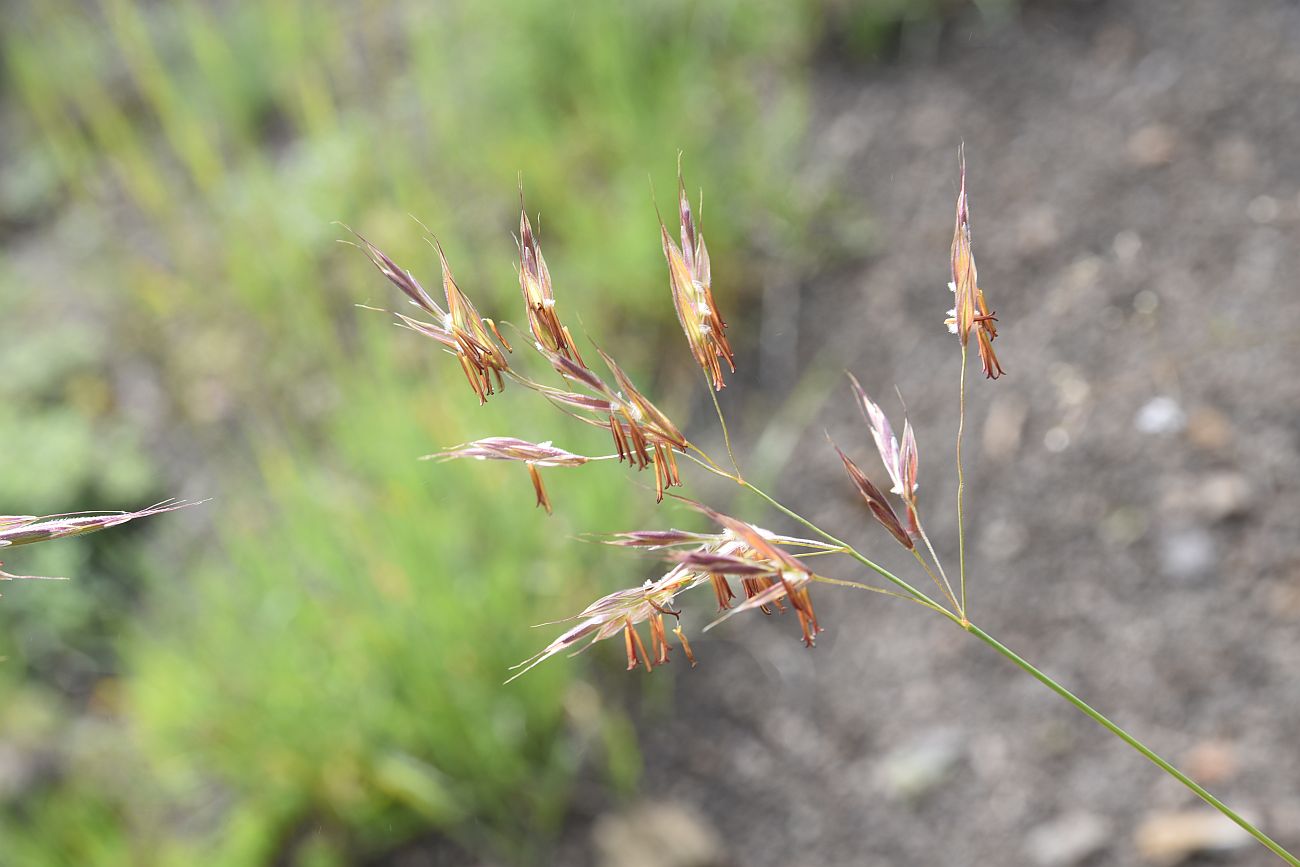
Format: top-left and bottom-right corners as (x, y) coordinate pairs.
(619, 1), (1300, 865)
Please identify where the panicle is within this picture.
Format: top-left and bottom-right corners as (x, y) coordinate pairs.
(660, 164), (734, 390)
(517, 193), (584, 363)
(424, 437), (589, 516)
(947, 148), (1004, 379)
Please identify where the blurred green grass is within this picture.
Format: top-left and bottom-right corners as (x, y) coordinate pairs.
(0, 0), (962, 862)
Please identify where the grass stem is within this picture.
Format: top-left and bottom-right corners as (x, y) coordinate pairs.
(956, 342), (970, 619)
(966, 623), (1299, 866)
(704, 372), (743, 480)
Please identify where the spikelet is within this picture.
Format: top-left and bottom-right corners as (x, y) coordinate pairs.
(506, 566), (699, 682)
(827, 435), (914, 550)
(660, 164), (734, 390)
(947, 148), (1004, 379)
(517, 191), (584, 363)
(1, 500), (205, 582)
(423, 437), (589, 515)
(352, 230), (512, 403)
(846, 373), (921, 537)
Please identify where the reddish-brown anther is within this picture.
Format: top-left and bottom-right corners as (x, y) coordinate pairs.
(948, 149), (1004, 379)
(740, 576), (782, 614)
(710, 573), (737, 611)
(590, 348), (688, 502)
(708, 567), (819, 647)
(660, 166), (734, 390)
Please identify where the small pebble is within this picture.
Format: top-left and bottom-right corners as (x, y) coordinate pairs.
(1182, 740), (1239, 785)
(1025, 811), (1112, 866)
(592, 801), (726, 867)
(1247, 195), (1279, 224)
(1135, 809), (1254, 864)
(1194, 472), (1253, 521)
(1135, 397), (1186, 435)
(1185, 406), (1231, 451)
(983, 396), (1028, 461)
(1158, 526), (1216, 580)
(1044, 427), (1071, 453)
(1127, 123), (1178, 167)
(1212, 136), (1257, 180)
(875, 728), (963, 800)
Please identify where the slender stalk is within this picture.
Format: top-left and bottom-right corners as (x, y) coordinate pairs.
(704, 373), (743, 480)
(910, 546), (961, 615)
(912, 516), (961, 617)
(810, 573), (939, 610)
(967, 624), (1299, 866)
(793, 547), (851, 559)
(955, 342), (970, 619)
(684, 442), (733, 479)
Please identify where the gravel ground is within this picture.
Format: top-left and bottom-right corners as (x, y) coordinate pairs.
(615, 2), (1300, 865)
